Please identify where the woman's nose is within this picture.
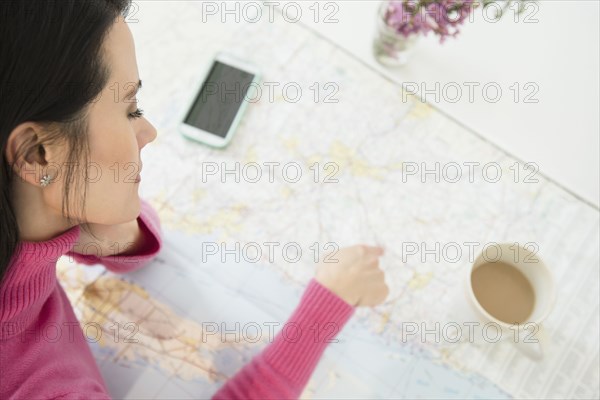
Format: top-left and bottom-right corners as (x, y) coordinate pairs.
(138, 118), (158, 148)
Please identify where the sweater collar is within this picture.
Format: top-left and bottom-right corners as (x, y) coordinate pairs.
(12, 224), (81, 274)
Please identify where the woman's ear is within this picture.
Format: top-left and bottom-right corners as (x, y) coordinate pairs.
(5, 122), (55, 187)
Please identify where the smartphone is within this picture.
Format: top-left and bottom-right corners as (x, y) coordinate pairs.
(178, 52), (261, 148)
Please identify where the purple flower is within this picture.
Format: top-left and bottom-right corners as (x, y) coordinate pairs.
(383, 0), (476, 43)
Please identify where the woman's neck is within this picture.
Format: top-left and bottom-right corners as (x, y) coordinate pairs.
(10, 175), (78, 243)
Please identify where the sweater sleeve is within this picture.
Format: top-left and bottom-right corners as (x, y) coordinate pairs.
(212, 278), (356, 400)
(65, 198), (163, 274)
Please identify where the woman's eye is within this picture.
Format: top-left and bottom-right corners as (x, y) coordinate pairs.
(128, 108), (144, 120)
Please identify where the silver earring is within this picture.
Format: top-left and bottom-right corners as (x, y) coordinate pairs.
(40, 175), (52, 187)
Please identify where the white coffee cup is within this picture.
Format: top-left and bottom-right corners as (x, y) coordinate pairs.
(450, 242), (556, 360)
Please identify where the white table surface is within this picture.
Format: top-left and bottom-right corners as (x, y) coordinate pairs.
(278, 0), (600, 208)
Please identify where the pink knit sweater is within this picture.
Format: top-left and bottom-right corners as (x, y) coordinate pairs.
(0, 199), (355, 399)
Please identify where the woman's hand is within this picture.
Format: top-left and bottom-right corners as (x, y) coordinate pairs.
(315, 244), (389, 307)
(72, 218), (145, 258)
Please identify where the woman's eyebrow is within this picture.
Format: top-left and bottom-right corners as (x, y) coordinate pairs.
(124, 79), (142, 100)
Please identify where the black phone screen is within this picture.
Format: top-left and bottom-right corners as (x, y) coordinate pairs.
(183, 61), (256, 138)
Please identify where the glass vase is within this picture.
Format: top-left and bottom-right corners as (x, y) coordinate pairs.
(372, 1), (419, 67)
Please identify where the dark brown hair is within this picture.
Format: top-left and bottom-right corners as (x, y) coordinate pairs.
(0, 0), (133, 284)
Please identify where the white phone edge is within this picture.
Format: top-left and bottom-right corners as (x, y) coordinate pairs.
(178, 52), (261, 149)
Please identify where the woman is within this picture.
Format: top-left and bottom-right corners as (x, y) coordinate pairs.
(0, 1), (389, 398)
